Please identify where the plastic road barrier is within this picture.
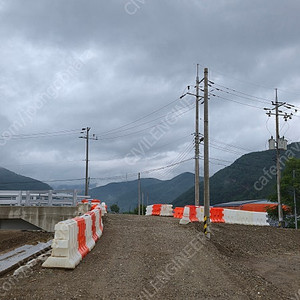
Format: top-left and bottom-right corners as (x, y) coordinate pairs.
(42, 206), (105, 269)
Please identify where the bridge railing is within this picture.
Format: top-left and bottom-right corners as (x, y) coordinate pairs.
(0, 190), (88, 206)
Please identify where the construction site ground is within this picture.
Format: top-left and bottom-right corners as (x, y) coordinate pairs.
(0, 214), (299, 300)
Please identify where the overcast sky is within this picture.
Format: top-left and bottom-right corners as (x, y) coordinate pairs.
(1, 0), (300, 188)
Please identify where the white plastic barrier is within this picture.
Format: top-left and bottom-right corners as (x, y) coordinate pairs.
(146, 205), (153, 216)
(179, 206), (202, 225)
(94, 208), (103, 238)
(160, 204), (173, 216)
(82, 214), (96, 251)
(223, 209), (235, 224)
(196, 206), (204, 222)
(100, 202), (107, 214)
(43, 207), (104, 269)
(223, 209), (270, 226)
(253, 211), (269, 226)
(42, 219), (81, 269)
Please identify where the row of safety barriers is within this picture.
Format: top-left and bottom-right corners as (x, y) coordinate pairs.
(81, 199), (108, 213)
(146, 204), (173, 216)
(42, 204), (106, 269)
(146, 204), (270, 226)
(178, 205), (270, 226)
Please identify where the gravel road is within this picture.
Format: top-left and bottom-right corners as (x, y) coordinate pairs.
(0, 214), (299, 300)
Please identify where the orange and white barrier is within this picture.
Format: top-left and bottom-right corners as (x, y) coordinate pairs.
(42, 219), (82, 269)
(179, 205), (202, 225)
(145, 204), (173, 216)
(82, 214), (96, 251)
(177, 205), (270, 226)
(42, 205), (105, 269)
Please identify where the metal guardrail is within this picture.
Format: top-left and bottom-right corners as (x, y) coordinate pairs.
(0, 190), (88, 206)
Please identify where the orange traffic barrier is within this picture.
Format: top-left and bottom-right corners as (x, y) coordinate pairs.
(240, 203), (291, 213)
(173, 207), (184, 219)
(81, 199), (89, 203)
(91, 199), (101, 203)
(210, 207), (225, 223)
(187, 205), (198, 222)
(74, 217), (89, 258)
(152, 204), (162, 216)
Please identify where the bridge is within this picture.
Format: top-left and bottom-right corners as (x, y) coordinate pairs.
(0, 190), (89, 232)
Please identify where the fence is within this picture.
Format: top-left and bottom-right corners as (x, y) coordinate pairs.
(0, 190), (87, 206)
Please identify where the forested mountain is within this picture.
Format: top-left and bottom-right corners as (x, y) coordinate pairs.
(0, 167), (52, 190)
(90, 172), (200, 212)
(172, 142), (300, 207)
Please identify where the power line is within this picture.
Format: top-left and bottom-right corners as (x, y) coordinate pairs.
(0, 129), (81, 141)
(96, 103), (195, 138)
(98, 105), (195, 140)
(210, 93), (266, 110)
(210, 82), (271, 104)
(95, 93), (188, 137)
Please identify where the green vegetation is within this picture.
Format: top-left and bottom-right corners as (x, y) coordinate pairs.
(110, 204), (120, 213)
(267, 157), (300, 227)
(133, 204), (146, 215)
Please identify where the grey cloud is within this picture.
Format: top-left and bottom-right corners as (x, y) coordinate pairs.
(0, 0), (299, 187)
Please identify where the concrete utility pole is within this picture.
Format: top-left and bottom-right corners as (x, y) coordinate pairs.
(79, 127), (97, 196)
(265, 89), (295, 227)
(179, 65), (204, 206)
(195, 64), (200, 206)
(138, 172), (141, 215)
(293, 170), (298, 229)
(275, 89), (284, 227)
(203, 67), (210, 239)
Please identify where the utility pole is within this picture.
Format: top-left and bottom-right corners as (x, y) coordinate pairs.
(142, 192), (144, 215)
(265, 89), (295, 227)
(203, 67), (210, 239)
(194, 64), (200, 206)
(79, 127), (97, 196)
(138, 172), (141, 215)
(293, 170), (298, 229)
(275, 89), (284, 227)
(180, 65), (204, 206)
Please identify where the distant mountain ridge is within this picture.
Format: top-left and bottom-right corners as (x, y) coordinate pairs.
(172, 142), (300, 207)
(90, 172), (200, 212)
(0, 167), (52, 190)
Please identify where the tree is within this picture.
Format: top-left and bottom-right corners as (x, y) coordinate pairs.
(110, 204), (120, 213)
(280, 158), (300, 214)
(133, 204), (146, 215)
(268, 157), (300, 227)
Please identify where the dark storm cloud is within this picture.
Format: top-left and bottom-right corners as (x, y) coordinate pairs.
(0, 0), (300, 186)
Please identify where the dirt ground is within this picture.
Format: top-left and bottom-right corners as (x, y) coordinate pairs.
(0, 214), (299, 300)
(0, 230), (53, 254)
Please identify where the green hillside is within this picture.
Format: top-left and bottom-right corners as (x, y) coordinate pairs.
(172, 142), (300, 207)
(0, 167), (52, 190)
